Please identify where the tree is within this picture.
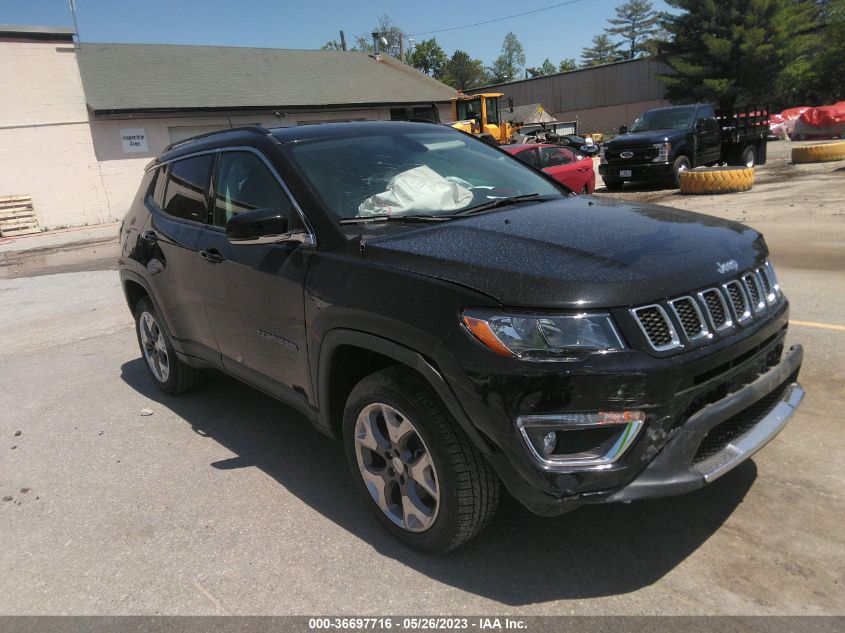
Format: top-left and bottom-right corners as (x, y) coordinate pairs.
(657, 0), (824, 110)
(580, 34), (622, 66)
(605, 0), (661, 59)
(354, 15), (405, 59)
(440, 50), (489, 90)
(409, 38), (448, 76)
(559, 58), (577, 72)
(526, 57), (558, 77)
(488, 32), (526, 82)
(321, 39), (344, 51)
(775, 0), (845, 107)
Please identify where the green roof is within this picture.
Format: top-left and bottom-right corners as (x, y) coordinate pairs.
(76, 44), (457, 114)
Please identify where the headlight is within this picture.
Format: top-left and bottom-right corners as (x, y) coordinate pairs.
(652, 142), (671, 162)
(599, 145), (607, 164)
(461, 310), (625, 359)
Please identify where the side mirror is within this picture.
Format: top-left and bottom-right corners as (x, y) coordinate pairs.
(696, 119), (708, 131)
(226, 207), (291, 244)
(618, 125), (628, 135)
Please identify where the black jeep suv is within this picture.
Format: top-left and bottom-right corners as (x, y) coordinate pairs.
(119, 121), (803, 552)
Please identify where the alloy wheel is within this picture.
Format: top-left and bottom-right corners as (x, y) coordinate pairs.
(139, 311), (170, 383)
(353, 402), (440, 532)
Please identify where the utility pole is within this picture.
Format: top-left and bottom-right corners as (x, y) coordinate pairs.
(68, 0), (80, 42)
(339, 30), (346, 51)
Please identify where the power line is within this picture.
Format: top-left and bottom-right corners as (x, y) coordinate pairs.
(409, 0), (589, 37)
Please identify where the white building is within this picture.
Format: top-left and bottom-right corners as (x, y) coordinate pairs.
(0, 25), (457, 231)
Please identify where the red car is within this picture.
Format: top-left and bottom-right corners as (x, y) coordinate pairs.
(502, 143), (596, 194)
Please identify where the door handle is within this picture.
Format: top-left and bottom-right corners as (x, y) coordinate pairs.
(141, 230), (158, 243)
(578, 166), (590, 172)
(199, 249), (225, 264)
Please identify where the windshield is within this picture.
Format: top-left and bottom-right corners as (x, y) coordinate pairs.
(284, 127), (564, 223)
(629, 107), (695, 132)
(457, 98), (482, 121)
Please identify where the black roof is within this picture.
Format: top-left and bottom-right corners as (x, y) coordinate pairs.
(270, 120), (441, 143)
(150, 121), (447, 167)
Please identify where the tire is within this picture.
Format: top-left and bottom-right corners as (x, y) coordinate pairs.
(603, 178), (623, 191)
(670, 155), (691, 188)
(133, 296), (203, 395)
(741, 145), (756, 168)
(679, 166), (755, 195)
(791, 141), (845, 164)
(343, 366), (500, 553)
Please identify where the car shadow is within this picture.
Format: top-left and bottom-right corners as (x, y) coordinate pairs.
(121, 358), (756, 605)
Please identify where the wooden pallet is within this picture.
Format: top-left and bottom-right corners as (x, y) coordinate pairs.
(0, 195), (40, 237)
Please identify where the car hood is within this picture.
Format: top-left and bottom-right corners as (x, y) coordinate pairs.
(609, 129), (688, 145)
(359, 197), (767, 309)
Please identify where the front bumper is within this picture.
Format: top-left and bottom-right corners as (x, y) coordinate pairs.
(435, 311), (802, 516)
(599, 161), (673, 180)
(601, 344), (803, 503)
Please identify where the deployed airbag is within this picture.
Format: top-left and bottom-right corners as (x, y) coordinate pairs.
(358, 165), (473, 216)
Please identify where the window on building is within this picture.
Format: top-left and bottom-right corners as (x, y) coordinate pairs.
(390, 106), (438, 122)
(213, 151), (298, 229)
(162, 154), (214, 222)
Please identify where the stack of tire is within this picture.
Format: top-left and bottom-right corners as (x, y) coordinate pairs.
(679, 166), (755, 195)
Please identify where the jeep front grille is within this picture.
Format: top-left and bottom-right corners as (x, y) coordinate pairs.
(699, 288), (732, 331)
(630, 260), (783, 352)
(725, 280), (752, 323)
(630, 305), (679, 351)
(743, 273), (765, 312)
(670, 297), (708, 341)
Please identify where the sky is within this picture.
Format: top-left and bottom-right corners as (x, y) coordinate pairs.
(0, 0), (671, 69)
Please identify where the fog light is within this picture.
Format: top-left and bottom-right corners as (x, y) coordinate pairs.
(542, 431), (558, 456)
(516, 410), (646, 471)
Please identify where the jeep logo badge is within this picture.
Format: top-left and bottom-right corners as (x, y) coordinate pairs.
(620, 151), (634, 159)
(716, 259), (739, 274)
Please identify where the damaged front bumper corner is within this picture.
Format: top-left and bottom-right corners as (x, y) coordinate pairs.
(599, 344), (804, 503)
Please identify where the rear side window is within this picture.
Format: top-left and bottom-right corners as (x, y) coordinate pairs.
(213, 151), (297, 228)
(162, 155), (214, 222)
(515, 148), (540, 169)
(540, 147), (573, 167)
(137, 168), (158, 206)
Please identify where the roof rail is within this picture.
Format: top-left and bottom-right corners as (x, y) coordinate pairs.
(162, 125), (272, 154)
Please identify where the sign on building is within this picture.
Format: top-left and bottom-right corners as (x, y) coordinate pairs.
(120, 128), (148, 153)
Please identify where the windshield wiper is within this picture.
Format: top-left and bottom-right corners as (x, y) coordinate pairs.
(451, 193), (543, 216)
(339, 214), (454, 225)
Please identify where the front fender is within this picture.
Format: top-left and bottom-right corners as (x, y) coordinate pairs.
(315, 328), (493, 454)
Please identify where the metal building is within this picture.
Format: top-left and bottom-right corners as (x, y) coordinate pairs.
(470, 58), (671, 135)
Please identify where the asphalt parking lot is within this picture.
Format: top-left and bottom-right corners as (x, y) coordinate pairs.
(1, 140), (844, 615)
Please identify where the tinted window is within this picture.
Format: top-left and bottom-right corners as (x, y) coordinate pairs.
(213, 151), (296, 228)
(540, 146), (573, 167)
(485, 97), (499, 125)
(285, 128), (563, 221)
(515, 148), (540, 169)
(630, 107), (695, 132)
(163, 155), (213, 222)
(138, 168), (158, 206)
(457, 98), (482, 120)
(698, 105), (716, 120)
